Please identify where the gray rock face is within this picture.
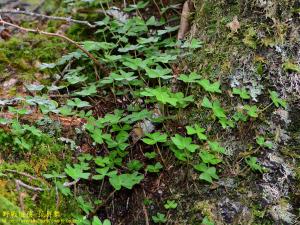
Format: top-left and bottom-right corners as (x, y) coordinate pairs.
(257, 107), (297, 224)
(217, 197), (253, 225)
(269, 204), (296, 225)
(229, 64), (264, 102)
(259, 152), (294, 204)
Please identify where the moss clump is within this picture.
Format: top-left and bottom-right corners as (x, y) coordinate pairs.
(189, 0), (299, 80)
(193, 200), (217, 222)
(0, 130), (76, 224)
(0, 34), (67, 81)
(0, 196), (31, 225)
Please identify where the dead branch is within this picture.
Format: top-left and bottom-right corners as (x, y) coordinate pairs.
(15, 179), (44, 191)
(0, 19), (106, 73)
(0, 9), (97, 28)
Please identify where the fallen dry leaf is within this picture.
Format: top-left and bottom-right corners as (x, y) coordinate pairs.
(226, 16), (240, 33)
(0, 28), (12, 40)
(130, 120), (155, 143)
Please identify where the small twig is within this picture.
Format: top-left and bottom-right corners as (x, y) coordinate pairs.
(142, 203), (150, 225)
(63, 179), (79, 187)
(0, 9), (97, 28)
(60, 60), (73, 77)
(93, 64), (100, 80)
(53, 60), (73, 86)
(15, 179), (44, 191)
(155, 143), (167, 169)
(142, 189), (150, 225)
(132, 0), (144, 19)
(152, 0), (162, 16)
(15, 181), (26, 211)
(259, 102), (273, 113)
(0, 19), (106, 73)
(5, 169), (39, 181)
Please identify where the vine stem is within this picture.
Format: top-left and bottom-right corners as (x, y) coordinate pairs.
(0, 19), (107, 75)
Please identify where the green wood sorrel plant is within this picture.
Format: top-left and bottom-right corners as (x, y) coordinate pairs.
(0, 1), (287, 223)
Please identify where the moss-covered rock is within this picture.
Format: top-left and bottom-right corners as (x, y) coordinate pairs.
(170, 0), (300, 224)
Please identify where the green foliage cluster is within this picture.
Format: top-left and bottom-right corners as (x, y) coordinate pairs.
(0, 119), (58, 154)
(0, 1), (289, 224)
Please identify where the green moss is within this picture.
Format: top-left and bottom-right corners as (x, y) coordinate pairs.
(243, 27), (257, 49)
(188, 1), (245, 78)
(0, 196), (31, 225)
(0, 161), (34, 174)
(193, 200), (216, 221)
(0, 137), (75, 223)
(0, 179), (77, 224)
(0, 34), (67, 81)
(190, 0), (298, 80)
(42, 0), (63, 13)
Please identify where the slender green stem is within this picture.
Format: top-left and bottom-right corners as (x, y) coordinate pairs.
(185, 82), (190, 96)
(259, 102), (273, 113)
(156, 143), (166, 167)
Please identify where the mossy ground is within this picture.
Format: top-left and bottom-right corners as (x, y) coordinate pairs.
(0, 2), (106, 223)
(167, 0), (300, 224)
(0, 138), (78, 225)
(0, 1), (299, 224)
(0, 35), (67, 85)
